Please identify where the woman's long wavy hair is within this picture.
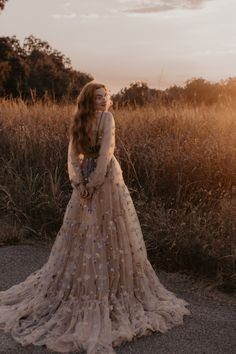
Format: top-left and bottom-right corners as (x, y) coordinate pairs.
(69, 81), (112, 156)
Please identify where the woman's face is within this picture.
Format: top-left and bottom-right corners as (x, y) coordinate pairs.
(94, 87), (110, 112)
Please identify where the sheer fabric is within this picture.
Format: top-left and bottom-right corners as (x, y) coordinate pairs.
(0, 111), (191, 354)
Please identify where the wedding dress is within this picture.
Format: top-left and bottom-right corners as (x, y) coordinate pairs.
(0, 111), (191, 354)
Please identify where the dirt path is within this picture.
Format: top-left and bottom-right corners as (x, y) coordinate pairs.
(0, 242), (235, 354)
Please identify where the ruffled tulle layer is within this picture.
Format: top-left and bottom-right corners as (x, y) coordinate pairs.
(0, 157), (191, 353)
(0, 259), (190, 354)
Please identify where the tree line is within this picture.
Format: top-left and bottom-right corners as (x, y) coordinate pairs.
(1, 35), (236, 106)
(0, 35), (93, 101)
(113, 78), (236, 108)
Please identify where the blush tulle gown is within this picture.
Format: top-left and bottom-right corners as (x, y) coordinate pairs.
(0, 111), (191, 354)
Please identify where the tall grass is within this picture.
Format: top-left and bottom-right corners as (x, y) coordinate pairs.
(0, 98), (235, 291)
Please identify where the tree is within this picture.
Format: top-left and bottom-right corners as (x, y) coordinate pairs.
(112, 81), (163, 108)
(183, 78), (220, 106)
(220, 77), (236, 101)
(164, 85), (185, 104)
(0, 36), (30, 97)
(0, 0), (8, 12)
(0, 35), (93, 100)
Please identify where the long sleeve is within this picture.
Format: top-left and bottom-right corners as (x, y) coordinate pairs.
(67, 137), (85, 186)
(86, 112), (115, 190)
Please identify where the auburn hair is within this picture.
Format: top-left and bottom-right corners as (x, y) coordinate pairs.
(69, 81), (112, 155)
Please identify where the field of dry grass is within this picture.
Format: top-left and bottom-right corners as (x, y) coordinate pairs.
(0, 99), (235, 291)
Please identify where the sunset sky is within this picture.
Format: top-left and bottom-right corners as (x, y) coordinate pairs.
(1, 0), (236, 94)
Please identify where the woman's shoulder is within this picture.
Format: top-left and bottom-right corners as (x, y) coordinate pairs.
(103, 111), (114, 126)
(103, 111), (114, 119)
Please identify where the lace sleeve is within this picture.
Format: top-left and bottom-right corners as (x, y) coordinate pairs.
(67, 137), (85, 186)
(86, 112), (115, 190)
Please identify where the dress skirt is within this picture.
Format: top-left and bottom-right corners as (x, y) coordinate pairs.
(0, 154), (191, 354)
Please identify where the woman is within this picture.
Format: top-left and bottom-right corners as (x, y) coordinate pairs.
(0, 82), (191, 354)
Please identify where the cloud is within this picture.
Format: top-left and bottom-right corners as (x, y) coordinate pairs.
(52, 12), (77, 19)
(107, 8), (120, 14)
(199, 48), (236, 56)
(121, 0), (211, 14)
(52, 2), (101, 21)
(78, 13), (100, 19)
(52, 12), (100, 21)
(63, 2), (71, 7)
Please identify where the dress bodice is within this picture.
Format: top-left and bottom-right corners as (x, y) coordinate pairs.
(85, 111), (104, 157)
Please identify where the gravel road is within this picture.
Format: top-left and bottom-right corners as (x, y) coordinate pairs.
(0, 242), (235, 354)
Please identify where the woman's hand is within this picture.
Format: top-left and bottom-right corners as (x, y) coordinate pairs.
(71, 181), (95, 199)
(86, 184), (96, 198)
(78, 184), (93, 199)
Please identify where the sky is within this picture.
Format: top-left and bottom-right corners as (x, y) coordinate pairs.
(1, 0), (236, 94)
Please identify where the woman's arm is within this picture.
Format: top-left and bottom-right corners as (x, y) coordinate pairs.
(86, 111), (115, 190)
(67, 137), (85, 187)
